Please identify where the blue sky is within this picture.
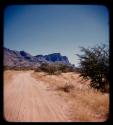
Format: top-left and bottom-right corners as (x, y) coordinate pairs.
(4, 5), (109, 66)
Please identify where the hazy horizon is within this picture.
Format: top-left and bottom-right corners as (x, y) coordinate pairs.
(4, 5), (109, 66)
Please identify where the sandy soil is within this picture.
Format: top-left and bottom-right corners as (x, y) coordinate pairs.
(4, 70), (109, 122)
(4, 71), (69, 122)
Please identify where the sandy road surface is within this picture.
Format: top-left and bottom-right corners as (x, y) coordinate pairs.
(4, 71), (69, 122)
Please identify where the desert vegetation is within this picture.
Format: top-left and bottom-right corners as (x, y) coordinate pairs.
(4, 66), (35, 71)
(33, 44), (109, 121)
(34, 44), (109, 93)
(76, 44), (109, 93)
(35, 63), (75, 75)
(56, 82), (74, 93)
(66, 88), (109, 121)
(4, 44), (109, 122)
(32, 71), (109, 121)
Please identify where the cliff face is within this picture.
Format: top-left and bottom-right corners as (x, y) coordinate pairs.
(4, 47), (71, 68)
(44, 53), (69, 64)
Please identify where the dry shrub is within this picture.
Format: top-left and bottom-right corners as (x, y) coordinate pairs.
(56, 83), (74, 93)
(36, 63), (75, 75)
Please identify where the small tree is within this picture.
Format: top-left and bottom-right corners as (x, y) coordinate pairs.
(77, 44), (109, 93)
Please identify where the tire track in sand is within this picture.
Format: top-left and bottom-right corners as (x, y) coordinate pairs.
(4, 71), (69, 122)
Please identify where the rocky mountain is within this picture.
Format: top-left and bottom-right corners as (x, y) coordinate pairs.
(44, 53), (69, 64)
(4, 48), (39, 68)
(4, 47), (71, 69)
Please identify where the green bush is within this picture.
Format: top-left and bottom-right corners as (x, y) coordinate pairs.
(77, 44), (109, 93)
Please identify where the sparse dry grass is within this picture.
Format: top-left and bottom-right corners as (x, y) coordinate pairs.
(64, 88), (109, 122)
(32, 71), (109, 122)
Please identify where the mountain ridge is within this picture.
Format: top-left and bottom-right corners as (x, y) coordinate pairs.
(4, 47), (72, 69)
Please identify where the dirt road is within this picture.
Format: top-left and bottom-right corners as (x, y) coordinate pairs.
(4, 71), (69, 122)
(4, 71), (109, 122)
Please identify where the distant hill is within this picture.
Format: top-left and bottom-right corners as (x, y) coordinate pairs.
(4, 47), (72, 69)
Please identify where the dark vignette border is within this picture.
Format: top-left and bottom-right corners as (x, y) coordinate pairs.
(0, 0), (112, 124)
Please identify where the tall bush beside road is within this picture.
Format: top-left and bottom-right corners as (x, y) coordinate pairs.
(77, 44), (109, 93)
